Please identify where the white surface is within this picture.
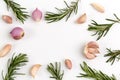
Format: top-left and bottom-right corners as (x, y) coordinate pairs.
(0, 0), (120, 80)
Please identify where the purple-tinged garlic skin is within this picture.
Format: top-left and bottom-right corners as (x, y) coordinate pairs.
(10, 27), (24, 40)
(32, 8), (42, 22)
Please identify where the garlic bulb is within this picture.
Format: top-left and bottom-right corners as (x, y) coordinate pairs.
(10, 27), (24, 40)
(32, 8), (42, 22)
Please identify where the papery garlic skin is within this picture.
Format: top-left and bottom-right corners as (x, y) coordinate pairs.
(32, 8), (42, 22)
(76, 13), (87, 24)
(88, 48), (99, 54)
(87, 41), (99, 48)
(84, 41), (100, 59)
(2, 15), (12, 24)
(65, 59), (72, 69)
(85, 52), (96, 59)
(10, 27), (24, 40)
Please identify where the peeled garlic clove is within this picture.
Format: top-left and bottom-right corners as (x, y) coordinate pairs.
(10, 27), (24, 40)
(32, 8), (42, 22)
(65, 59), (72, 69)
(85, 52), (96, 59)
(2, 15), (12, 24)
(76, 13), (87, 24)
(88, 48), (99, 54)
(30, 64), (41, 78)
(0, 44), (12, 57)
(87, 41), (99, 48)
(91, 3), (105, 13)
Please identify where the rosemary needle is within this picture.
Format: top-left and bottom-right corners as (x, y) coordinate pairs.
(4, 0), (29, 23)
(77, 62), (116, 80)
(47, 62), (64, 80)
(105, 48), (120, 65)
(88, 14), (120, 40)
(88, 20), (114, 40)
(2, 53), (28, 80)
(45, 0), (79, 23)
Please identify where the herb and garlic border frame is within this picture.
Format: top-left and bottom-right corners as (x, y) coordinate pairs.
(1, 0), (120, 80)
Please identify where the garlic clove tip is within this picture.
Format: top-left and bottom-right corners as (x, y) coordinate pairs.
(76, 13), (87, 24)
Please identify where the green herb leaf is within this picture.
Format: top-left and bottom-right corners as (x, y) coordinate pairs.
(77, 62), (116, 80)
(106, 14), (120, 23)
(45, 0), (79, 23)
(4, 0), (30, 23)
(2, 53), (28, 80)
(88, 14), (120, 40)
(88, 20), (113, 40)
(47, 62), (64, 80)
(104, 48), (120, 65)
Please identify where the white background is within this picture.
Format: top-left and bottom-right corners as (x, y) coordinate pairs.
(0, 0), (120, 80)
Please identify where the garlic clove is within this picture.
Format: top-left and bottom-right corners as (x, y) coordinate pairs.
(76, 13), (87, 24)
(65, 59), (72, 69)
(2, 15), (12, 24)
(10, 27), (24, 40)
(88, 48), (100, 54)
(85, 52), (96, 59)
(32, 8), (42, 22)
(30, 64), (41, 78)
(84, 45), (88, 55)
(84, 41), (100, 59)
(87, 41), (99, 48)
(84, 45), (96, 59)
(91, 3), (105, 13)
(0, 44), (12, 57)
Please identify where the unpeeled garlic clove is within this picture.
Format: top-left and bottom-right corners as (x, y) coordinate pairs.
(32, 8), (42, 22)
(65, 59), (72, 69)
(30, 64), (41, 78)
(0, 44), (12, 57)
(91, 3), (105, 13)
(2, 15), (12, 24)
(84, 41), (99, 59)
(85, 52), (96, 59)
(88, 48), (99, 54)
(76, 13), (87, 24)
(87, 41), (99, 48)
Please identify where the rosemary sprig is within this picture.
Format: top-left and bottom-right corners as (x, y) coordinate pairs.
(2, 53), (28, 80)
(47, 62), (64, 80)
(77, 62), (116, 80)
(104, 48), (120, 65)
(106, 14), (120, 23)
(88, 14), (120, 40)
(88, 20), (114, 40)
(4, 0), (29, 23)
(45, 0), (79, 23)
